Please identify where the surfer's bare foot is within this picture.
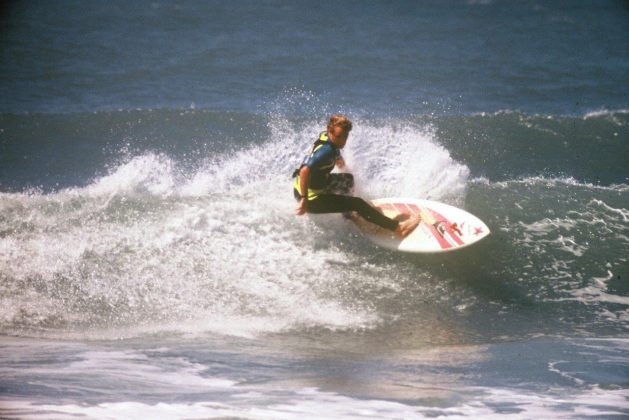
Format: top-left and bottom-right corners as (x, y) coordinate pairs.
(395, 214), (421, 239)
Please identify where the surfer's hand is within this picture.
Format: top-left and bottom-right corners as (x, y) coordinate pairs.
(295, 198), (307, 216)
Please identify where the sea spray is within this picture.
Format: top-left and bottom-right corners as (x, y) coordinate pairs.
(1, 116), (469, 339)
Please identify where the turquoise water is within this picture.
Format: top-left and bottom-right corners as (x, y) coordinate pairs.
(1, 1), (628, 418)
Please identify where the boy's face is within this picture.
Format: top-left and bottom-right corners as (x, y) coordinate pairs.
(329, 126), (349, 149)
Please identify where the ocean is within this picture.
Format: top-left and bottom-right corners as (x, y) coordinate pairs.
(1, 1), (628, 418)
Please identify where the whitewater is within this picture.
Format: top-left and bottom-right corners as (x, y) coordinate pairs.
(1, 112), (628, 418)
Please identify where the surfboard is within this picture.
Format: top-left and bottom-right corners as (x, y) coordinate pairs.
(352, 197), (490, 253)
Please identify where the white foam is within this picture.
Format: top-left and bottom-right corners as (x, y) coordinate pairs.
(590, 199), (629, 222)
(1, 117), (465, 339)
(471, 176), (629, 192)
(343, 121), (469, 204)
(584, 108), (629, 120)
(569, 284), (629, 307)
(86, 152), (179, 197)
(1, 336), (628, 419)
(2, 385), (628, 419)
(547, 361), (586, 385)
(516, 218), (590, 257)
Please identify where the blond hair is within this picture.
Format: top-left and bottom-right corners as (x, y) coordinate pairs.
(327, 114), (352, 133)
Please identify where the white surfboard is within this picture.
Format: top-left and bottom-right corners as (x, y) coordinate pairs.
(353, 197), (490, 253)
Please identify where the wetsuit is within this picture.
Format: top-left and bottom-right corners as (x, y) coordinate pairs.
(293, 132), (399, 231)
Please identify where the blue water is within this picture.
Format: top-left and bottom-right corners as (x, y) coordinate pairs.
(1, 1), (628, 418)
(2, 0), (628, 115)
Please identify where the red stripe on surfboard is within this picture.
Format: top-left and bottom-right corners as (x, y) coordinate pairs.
(375, 202), (455, 250)
(401, 203), (452, 250)
(376, 203), (396, 213)
(408, 204), (421, 215)
(426, 208), (465, 246)
(393, 203), (410, 215)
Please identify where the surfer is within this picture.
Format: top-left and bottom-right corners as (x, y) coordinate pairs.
(293, 115), (420, 238)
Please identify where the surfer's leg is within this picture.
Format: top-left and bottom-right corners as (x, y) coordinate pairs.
(307, 194), (399, 231)
(325, 174), (355, 219)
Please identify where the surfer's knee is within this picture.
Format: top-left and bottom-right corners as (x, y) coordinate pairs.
(348, 196), (366, 207)
(350, 197), (375, 215)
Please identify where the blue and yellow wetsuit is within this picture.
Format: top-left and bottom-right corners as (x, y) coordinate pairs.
(292, 131), (399, 231)
(293, 132), (343, 200)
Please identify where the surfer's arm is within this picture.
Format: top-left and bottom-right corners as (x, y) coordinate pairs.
(295, 166), (310, 216)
